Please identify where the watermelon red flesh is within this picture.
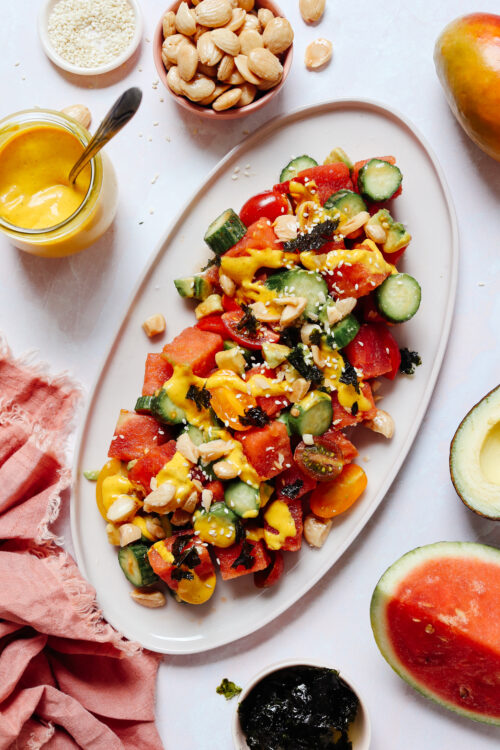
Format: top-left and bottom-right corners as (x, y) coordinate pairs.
(128, 440), (177, 493)
(238, 421), (293, 480)
(371, 543), (500, 724)
(264, 498), (303, 552)
(162, 326), (223, 377)
(142, 353), (173, 396)
(108, 411), (167, 461)
(217, 540), (270, 581)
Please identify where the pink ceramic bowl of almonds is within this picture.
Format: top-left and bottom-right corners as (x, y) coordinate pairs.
(153, 0), (293, 119)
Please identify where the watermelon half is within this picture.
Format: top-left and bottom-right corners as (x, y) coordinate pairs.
(370, 541), (500, 725)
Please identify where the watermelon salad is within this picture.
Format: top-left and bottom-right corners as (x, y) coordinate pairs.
(95, 148), (422, 607)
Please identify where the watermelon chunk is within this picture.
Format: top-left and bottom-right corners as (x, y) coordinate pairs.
(162, 326), (223, 377)
(128, 440), (177, 493)
(238, 421), (293, 480)
(142, 353), (173, 396)
(217, 540), (270, 581)
(370, 542), (500, 725)
(264, 499), (303, 552)
(108, 410), (166, 462)
(275, 464), (317, 501)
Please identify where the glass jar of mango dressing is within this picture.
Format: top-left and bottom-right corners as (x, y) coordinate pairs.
(0, 109), (118, 257)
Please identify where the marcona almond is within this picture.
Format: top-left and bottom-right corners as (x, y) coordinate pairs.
(61, 104), (91, 129)
(162, 33), (190, 65)
(195, 0), (232, 28)
(263, 17), (294, 55)
(234, 54), (263, 85)
(198, 62), (218, 77)
(227, 69), (245, 85)
(142, 313), (166, 337)
(177, 41), (199, 81)
(238, 0), (254, 10)
(226, 7), (246, 32)
(239, 13), (261, 33)
(193, 24), (209, 42)
(217, 54), (235, 81)
(257, 74), (282, 90)
(248, 47), (282, 81)
(236, 82), (257, 106)
(239, 29), (263, 56)
(257, 7), (273, 28)
(166, 65), (183, 95)
(273, 214), (298, 242)
(304, 38), (332, 69)
(199, 82), (230, 104)
(211, 27), (241, 56)
(299, 0), (326, 24)
(176, 2), (197, 36)
(197, 31), (223, 66)
(162, 10), (176, 38)
(130, 588), (166, 608)
(180, 74), (216, 101)
(213, 87), (242, 110)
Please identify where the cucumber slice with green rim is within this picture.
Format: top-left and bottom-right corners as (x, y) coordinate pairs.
(152, 389), (187, 425)
(289, 391), (333, 436)
(224, 481), (260, 519)
(265, 269), (328, 319)
(204, 209), (246, 255)
(174, 275), (213, 301)
(358, 159), (402, 202)
(118, 543), (158, 586)
(327, 314), (361, 350)
(376, 273), (421, 323)
(279, 155), (318, 183)
(135, 395), (155, 414)
(324, 189), (367, 220)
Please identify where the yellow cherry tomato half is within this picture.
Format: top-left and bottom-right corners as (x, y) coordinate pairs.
(309, 463), (367, 519)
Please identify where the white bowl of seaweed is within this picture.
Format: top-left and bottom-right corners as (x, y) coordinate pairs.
(232, 659), (371, 749)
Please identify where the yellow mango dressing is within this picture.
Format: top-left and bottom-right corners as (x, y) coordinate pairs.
(0, 109), (118, 257)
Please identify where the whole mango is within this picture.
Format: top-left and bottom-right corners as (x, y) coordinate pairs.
(434, 13), (500, 161)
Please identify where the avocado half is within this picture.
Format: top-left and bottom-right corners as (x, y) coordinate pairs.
(450, 384), (500, 520)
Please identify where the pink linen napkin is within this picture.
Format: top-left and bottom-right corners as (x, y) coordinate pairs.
(0, 337), (164, 750)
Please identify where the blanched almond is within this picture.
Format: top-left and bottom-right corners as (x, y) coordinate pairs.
(273, 215), (298, 242)
(177, 41), (199, 82)
(193, 24), (210, 42)
(211, 28), (241, 56)
(162, 33), (190, 65)
(199, 82), (230, 105)
(239, 12), (261, 33)
(248, 47), (282, 81)
(257, 7), (274, 28)
(226, 7), (246, 32)
(234, 54), (263, 85)
(304, 38), (332, 70)
(142, 313), (166, 338)
(236, 82), (257, 107)
(227, 69), (245, 85)
(195, 0), (232, 28)
(263, 17), (294, 55)
(176, 2), (197, 35)
(197, 31), (223, 66)
(130, 588), (166, 608)
(217, 54), (235, 81)
(166, 66), (183, 95)
(239, 29), (263, 56)
(61, 104), (91, 129)
(304, 515), (332, 548)
(162, 10), (176, 38)
(300, 0), (326, 24)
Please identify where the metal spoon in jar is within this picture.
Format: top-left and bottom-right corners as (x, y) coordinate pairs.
(68, 87), (142, 184)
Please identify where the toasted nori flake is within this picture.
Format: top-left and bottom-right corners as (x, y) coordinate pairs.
(216, 678), (242, 701)
(287, 347), (323, 386)
(399, 348), (422, 375)
(186, 384), (212, 411)
(283, 219), (339, 253)
(171, 568), (194, 582)
(201, 255), (221, 272)
(240, 406), (270, 428)
(237, 305), (259, 336)
(339, 361), (360, 394)
(309, 327), (323, 347)
(279, 326), (301, 349)
(351, 401), (359, 417)
(238, 665), (358, 750)
(280, 478), (303, 500)
(172, 535), (201, 570)
(231, 540), (255, 570)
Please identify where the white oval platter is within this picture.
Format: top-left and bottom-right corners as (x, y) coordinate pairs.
(72, 100), (458, 654)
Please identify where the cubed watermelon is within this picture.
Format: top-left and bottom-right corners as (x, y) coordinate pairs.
(128, 440), (177, 493)
(142, 353), (173, 396)
(238, 421), (293, 480)
(162, 326), (223, 377)
(108, 410), (166, 462)
(217, 539), (270, 581)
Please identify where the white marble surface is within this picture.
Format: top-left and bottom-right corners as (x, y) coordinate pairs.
(1, 1), (500, 748)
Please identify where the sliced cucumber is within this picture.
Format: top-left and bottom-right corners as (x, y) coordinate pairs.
(276, 410), (293, 436)
(118, 543), (158, 586)
(324, 189), (367, 220)
(204, 209), (246, 255)
(326, 314), (360, 350)
(174, 275), (213, 301)
(152, 389), (187, 425)
(135, 395), (155, 414)
(224, 481), (260, 519)
(289, 391), (333, 436)
(358, 159), (402, 202)
(265, 269), (328, 319)
(376, 273), (421, 323)
(279, 155), (318, 183)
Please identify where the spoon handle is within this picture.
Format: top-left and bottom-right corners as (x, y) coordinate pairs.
(69, 87), (143, 185)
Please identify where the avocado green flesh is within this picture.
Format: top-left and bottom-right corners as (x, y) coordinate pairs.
(450, 384), (500, 520)
(370, 542), (500, 726)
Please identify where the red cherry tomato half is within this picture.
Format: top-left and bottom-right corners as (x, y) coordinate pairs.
(221, 310), (280, 350)
(195, 314), (226, 336)
(239, 190), (290, 227)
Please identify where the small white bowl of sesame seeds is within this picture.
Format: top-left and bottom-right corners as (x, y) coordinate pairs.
(39, 0), (143, 76)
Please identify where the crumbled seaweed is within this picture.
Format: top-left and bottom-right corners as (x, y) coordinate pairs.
(171, 568), (194, 582)
(237, 304), (259, 336)
(309, 327), (323, 348)
(186, 384), (211, 411)
(231, 540), (255, 570)
(399, 348), (422, 375)
(287, 346), (323, 385)
(280, 478), (303, 500)
(351, 401), (359, 417)
(279, 326), (301, 349)
(283, 219), (339, 253)
(172, 535), (201, 570)
(238, 665), (359, 750)
(200, 255), (221, 272)
(339, 361), (360, 394)
(240, 406), (270, 427)
(216, 678), (242, 701)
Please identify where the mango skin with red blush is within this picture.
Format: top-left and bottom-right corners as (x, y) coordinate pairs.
(434, 13), (500, 161)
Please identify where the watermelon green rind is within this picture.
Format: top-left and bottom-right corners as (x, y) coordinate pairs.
(370, 541), (500, 726)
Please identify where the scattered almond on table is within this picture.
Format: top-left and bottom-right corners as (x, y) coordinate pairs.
(142, 314), (166, 338)
(304, 38), (332, 70)
(161, 0), (293, 111)
(299, 0), (326, 24)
